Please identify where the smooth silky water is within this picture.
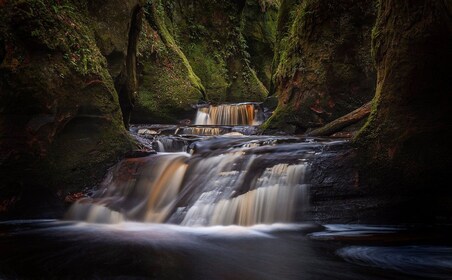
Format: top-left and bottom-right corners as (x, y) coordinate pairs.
(1, 104), (451, 279)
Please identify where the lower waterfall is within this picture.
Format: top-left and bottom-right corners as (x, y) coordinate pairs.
(66, 135), (330, 226)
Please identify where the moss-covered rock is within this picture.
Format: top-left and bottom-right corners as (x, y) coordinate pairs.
(354, 0), (452, 189)
(131, 1), (205, 123)
(265, 0), (376, 133)
(0, 0), (135, 202)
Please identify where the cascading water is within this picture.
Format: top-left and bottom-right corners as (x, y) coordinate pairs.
(67, 153), (190, 223)
(65, 100), (357, 228)
(66, 136), (323, 226)
(66, 102), (330, 226)
(179, 163), (308, 226)
(153, 136), (189, 152)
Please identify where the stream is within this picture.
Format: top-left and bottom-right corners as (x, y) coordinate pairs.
(0, 103), (451, 279)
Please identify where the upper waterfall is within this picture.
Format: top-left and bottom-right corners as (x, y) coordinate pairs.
(194, 103), (264, 126)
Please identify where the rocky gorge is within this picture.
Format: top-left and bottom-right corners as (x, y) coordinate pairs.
(1, 0), (450, 222)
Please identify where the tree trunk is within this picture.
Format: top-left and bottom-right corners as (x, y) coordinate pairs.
(307, 102), (371, 137)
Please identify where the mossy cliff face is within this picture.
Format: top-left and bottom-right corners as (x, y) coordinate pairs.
(264, 0), (376, 133)
(355, 1), (452, 188)
(132, 0), (277, 123)
(132, 0), (205, 123)
(0, 0), (137, 201)
(242, 0), (279, 89)
(163, 0), (269, 103)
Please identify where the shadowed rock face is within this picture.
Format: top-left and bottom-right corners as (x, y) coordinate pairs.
(265, 0), (376, 134)
(355, 1), (452, 195)
(0, 0), (141, 204)
(88, 0), (145, 126)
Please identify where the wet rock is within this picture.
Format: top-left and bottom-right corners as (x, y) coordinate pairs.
(124, 149), (156, 158)
(138, 128), (160, 136)
(179, 119), (192, 126)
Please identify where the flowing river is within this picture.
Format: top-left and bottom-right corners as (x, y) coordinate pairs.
(1, 103), (451, 279)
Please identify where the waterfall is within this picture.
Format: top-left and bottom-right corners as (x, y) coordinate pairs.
(154, 136), (188, 152)
(65, 103), (334, 227)
(194, 103), (264, 126)
(180, 163), (308, 226)
(66, 138), (317, 226)
(66, 153), (190, 223)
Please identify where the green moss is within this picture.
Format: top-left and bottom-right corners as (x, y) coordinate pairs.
(164, 0), (268, 103)
(354, 89), (381, 144)
(148, 0), (205, 95)
(267, 0), (376, 132)
(133, 5), (204, 123)
(7, 0), (108, 77)
(135, 44), (203, 122)
(134, 0), (273, 109)
(43, 117), (133, 192)
(273, 1), (308, 82)
(261, 104), (298, 134)
(185, 42), (229, 102)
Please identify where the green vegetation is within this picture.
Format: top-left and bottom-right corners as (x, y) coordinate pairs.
(261, 104), (298, 134)
(146, 0), (205, 95)
(170, 0), (268, 103)
(3, 1), (108, 78)
(133, 1), (205, 123)
(273, 1), (305, 83)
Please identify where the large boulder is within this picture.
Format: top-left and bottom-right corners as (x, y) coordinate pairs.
(0, 0), (139, 215)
